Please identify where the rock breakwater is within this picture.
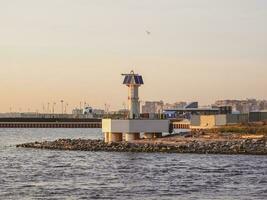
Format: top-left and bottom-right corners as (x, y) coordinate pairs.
(16, 138), (267, 155)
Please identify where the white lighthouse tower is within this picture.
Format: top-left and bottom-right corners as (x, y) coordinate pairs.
(121, 70), (144, 119)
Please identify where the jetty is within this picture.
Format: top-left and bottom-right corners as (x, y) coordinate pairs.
(16, 133), (267, 155)
(0, 118), (101, 128)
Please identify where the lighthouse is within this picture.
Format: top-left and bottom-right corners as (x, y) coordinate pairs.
(121, 70), (144, 119)
(102, 70), (169, 143)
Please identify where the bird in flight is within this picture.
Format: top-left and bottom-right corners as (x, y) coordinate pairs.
(146, 30), (151, 35)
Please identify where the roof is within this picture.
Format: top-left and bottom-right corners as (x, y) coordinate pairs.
(163, 111), (176, 114)
(250, 110), (267, 113)
(123, 75), (144, 85)
(164, 108), (219, 112)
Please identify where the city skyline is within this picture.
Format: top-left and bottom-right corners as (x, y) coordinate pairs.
(1, 0), (267, 112)
(3, 98), (267, 114)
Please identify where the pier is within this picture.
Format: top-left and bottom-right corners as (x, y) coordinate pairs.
(0, 117), (187, 130)
(0, 118), (101, 128)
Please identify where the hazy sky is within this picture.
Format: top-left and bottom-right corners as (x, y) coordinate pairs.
(0, 0), (266, 112)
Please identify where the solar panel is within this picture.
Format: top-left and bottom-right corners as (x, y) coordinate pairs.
(123, 76), (128, 84)
(139, 76), (144, 84)
(134, 76), (139, 84)
(123, 75), (143, 85)
(126, 75), (132, 84)
(123, 75), (132, 84)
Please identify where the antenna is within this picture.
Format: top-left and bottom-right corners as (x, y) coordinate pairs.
(60, 100), (64, 115)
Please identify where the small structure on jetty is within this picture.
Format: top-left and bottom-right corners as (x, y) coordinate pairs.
(102, 71), (169, 142)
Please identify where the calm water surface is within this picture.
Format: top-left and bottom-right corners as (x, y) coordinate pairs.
(0, 128), (266, 200)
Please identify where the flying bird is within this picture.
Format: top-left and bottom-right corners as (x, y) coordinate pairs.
(146, 30), (151, 35)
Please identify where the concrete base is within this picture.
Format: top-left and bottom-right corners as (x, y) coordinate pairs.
(125, 133), (140, 142)
(102, 119), (169, 133)
(104, 132), (109, 143)
(155, 132), (162, 138)
(144, 132), (162, 139)
(104, 132), (123, 143)
(102, 119), (169, 143)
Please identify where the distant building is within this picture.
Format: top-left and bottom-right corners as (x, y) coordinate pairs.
(214, 99), (267, 113)
(163, 102), (232, 119)
(190, 114), (249, 130)
(0, 113), (22, 118)
(259, 101), (267, 110)
(117, 109), (129, 115)
(163, 101), (187, 110)
(84, 107), (93, 115)
(93, 109), (105, 116)
(72, 108), (83, 115)
(184, 102), (198, 109)
(142, 101), (164, 114)
(164, 107), (221, 119)
(72, 107), (105, 118)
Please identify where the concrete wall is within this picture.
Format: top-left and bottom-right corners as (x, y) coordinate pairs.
(191, 115), (200, 126)
(191, 115), (227, 129)
(249, 112), (267, 122)
(227, 114), (249, 124)
(215, 115), (227, 126)
(102, 119), (169, 133)
(190, 113), (253, 130)
(200, 115), (216, 128)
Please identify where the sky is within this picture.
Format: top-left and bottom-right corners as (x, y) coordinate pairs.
(0, 0), (266, 112)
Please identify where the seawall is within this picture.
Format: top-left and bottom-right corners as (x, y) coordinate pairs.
(0, 118), (101, 128)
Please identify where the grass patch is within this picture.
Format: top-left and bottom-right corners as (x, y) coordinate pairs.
(214, 125), (267, 135)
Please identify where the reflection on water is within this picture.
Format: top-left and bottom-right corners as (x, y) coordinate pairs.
(0, 129), (266, 199)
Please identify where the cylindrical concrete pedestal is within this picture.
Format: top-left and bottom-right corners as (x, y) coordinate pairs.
(110, 132), (123, 142)
(144, 132), (162, 139)
(105, 132), (123, 143)
(144, 133), (154, 139)
(125, 133), (140, 142)
(104, 132), (110, 143)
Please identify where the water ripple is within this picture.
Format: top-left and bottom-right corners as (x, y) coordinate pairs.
(0, 128), (267, 199)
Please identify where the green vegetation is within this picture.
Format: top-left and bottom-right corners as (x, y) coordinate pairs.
(215, 125), (267, 135)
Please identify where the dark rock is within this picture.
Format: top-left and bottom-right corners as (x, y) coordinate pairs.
(16, 138), (267, 155)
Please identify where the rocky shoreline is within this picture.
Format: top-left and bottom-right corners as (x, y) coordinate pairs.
(16, 137), (267, 155)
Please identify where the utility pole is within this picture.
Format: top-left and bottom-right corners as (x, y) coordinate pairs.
(64, 103), (68, 114)
(104, 103), (107, 114)
(47, 103), (50, 114)
(61, 100), (64, 115)
(52, 102), (56, 115)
